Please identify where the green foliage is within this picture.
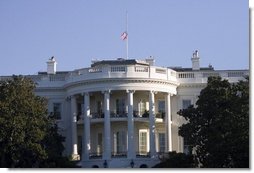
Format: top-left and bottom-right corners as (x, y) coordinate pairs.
(178, 76), (249, 168)
(153, 151), (196, 168)
(0, 76), (77, 168)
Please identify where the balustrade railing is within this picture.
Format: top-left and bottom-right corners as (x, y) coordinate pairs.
(135, 66), (149, 72)
(89, 153), (103, 159)
(178, 72), (195, 78)
(136, 152), (150, 158)
(16, 65), (246, 85)
(111, 152), (127, 158)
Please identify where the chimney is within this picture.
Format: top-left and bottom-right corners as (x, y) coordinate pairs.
(145, 56), (155, 66)
(47, 56), (57, 74)
(191, 50), (200, 70)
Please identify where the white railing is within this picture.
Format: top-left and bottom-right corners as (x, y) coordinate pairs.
(227, 71), (245, 77)
(176, 70), (248, 83)
(178, 73), (195, 78)
(49, 74), (66, 81)
(202, 72), (220, 78)
(155, 68), (166, 74)
(2, 65), (246, 85)
(135, 66), (149, 72)
(111, 66), (126, 72)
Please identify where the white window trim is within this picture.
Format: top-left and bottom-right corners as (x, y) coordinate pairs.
(139, 129), (149, 154)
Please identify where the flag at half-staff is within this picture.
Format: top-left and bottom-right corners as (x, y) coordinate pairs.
(121, 31), (128, 40)
(121, 11), (129, 59)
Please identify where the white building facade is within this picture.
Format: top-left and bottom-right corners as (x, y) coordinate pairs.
(1, 52), (248, 168)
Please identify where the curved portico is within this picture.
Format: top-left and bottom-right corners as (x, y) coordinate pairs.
(63, 59), (179, 167)
(68, 84), (177, 167)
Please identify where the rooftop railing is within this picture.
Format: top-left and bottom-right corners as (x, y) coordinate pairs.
(0, 65), (248, 85)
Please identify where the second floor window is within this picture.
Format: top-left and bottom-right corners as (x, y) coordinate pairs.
(116, 98), (125, 115)
(182, 99), (191, 109)
(53, 103), (61, 119)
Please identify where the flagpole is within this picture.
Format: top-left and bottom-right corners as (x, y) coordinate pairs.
(126, 11), (129, 59)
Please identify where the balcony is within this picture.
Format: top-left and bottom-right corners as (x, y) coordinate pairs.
(89, 152), (152, 159)
(77, 111), (165, 124)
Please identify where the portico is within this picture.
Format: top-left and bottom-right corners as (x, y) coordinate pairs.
(69, 89), (175, 165)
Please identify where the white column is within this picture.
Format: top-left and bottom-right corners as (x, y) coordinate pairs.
(149, 91), (156, 158)
(71, 95), (79, 160)
(127, 90), (135, 159)
(83, 92), (90, 161)
(165, 93), (172, 152)
(103, 90), (111, 160)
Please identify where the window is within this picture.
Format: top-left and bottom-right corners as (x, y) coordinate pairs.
(182, 99), (191, 109)
(158, 100), (165, 113)
(138, 100), (146, 116)
(111, 66), (126, 72)
(139, 131), (147, 154)
(183, 138), (192, 155)
(97, 101), (102, 115)
(113, 131), (127, 154)
(78, 136), (82, 156)
(77, 103), (84, 121)
(159, 133), (165, 152)
(158, 100), (165, 118)
(97, 133), (103, 155)
(53, 103), (61, 119)
(116, 98), (125, 115)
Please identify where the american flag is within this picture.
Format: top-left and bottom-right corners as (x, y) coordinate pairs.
(121, 32), (128, 40)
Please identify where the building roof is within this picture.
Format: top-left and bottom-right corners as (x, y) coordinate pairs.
(91, 58), (149, 67)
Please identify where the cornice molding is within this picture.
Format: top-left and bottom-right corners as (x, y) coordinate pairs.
(64, 78), (180, 90)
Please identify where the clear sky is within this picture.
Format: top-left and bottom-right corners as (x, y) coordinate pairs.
(0, 0), (249, 75)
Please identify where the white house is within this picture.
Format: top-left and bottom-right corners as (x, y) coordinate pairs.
(0, 51), (248, 168)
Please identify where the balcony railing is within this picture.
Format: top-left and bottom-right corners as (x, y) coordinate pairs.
(136, 152), (150, 158)
(88, 151), (170, 160)
(89, 153), (102, 159)
(89, 112), (165, 120)
(111, 152), (127, 158)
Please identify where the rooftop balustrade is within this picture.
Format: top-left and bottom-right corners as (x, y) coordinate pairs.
(0, 64), (248, 86)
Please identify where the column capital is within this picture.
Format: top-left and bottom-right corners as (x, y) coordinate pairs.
(69, 95), (78, 99)
(102, 90), (111, 94)
(150, 90), (158, 95)
(65, 96), (71, 101)
(165, 92), (174, 96)
(83, 92), (90, 96)
(126, 89), (135, 94)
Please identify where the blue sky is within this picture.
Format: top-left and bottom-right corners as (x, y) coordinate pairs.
(0, 0), (249, 75)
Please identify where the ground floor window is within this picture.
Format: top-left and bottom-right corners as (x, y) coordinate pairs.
(139, 130), (148, 154)
(78, 136), (82, 157)
(97, 133), (103, 155)
(183, 137), (192, 155)
(158, 133), (165, 152)
(113, 131), (127, 154)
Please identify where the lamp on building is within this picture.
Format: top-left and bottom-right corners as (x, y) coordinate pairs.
(103, 160), (108, 168)
(130, 160), (134, 168)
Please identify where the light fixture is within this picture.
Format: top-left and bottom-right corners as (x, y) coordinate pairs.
(130, 160), (134, 168)
(103, 160), (108, 168)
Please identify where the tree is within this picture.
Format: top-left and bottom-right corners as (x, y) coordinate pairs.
(153, 151), (196, 168)
(0, 76), (76, 168)
(178, 76), (249, 168)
